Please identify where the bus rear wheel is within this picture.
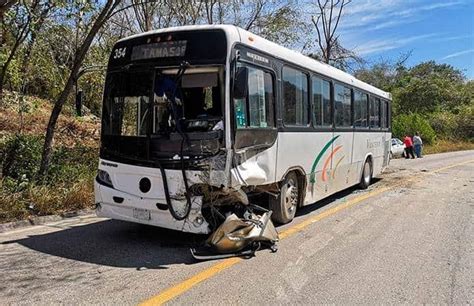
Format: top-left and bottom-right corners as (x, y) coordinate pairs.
(359, 159), (372, 189)
(270, 172), (299, 224)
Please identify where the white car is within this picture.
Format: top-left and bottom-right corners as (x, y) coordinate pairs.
(390, 138), (405, 158)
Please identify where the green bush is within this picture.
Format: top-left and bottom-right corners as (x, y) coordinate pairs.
(429, 105), (474, 140)
(1, 134), (97, 187)
(48, 145), (98, 183)
(392, 113), (436, 144)
(428, 111), (456, 139)
(1, 135), (42, 183)
(0, 135), (97, 222)
(452, 105), (474, 140)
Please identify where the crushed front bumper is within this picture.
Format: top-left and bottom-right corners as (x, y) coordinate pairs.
(94, 180), (211, 234)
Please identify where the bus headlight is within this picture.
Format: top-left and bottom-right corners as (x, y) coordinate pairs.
(97, 170), (113, 188)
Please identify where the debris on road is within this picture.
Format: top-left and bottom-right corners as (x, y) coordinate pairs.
(191, 205), (279, 260)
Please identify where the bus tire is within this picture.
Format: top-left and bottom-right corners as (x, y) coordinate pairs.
(270, 172), (299, 224)
(359, 159), (372, 189)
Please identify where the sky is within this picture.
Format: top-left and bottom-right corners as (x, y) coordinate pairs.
(333, 0), (474, 78)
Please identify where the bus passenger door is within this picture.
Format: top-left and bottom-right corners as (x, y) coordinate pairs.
(231, 61), (279, 187)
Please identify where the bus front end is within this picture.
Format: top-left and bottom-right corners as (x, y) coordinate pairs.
(95, 28), (233, 234)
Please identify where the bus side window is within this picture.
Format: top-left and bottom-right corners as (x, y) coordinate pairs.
(380, 100), (388, 129)
(322, 80), (331, 126)
(354, 90), (368, 128)
(282, 66), (309, 126)
(312, 77), (323, 126)
(387, 101), (392, 129)
(312, 77), (332, 127)
(248, 67), (274, 128)
(334, 83), (352, 127)
(369, 96), (380, 128)
(234, 64), (274, 129)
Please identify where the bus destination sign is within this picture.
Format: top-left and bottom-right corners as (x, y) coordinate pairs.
(131, 40), (187, 61)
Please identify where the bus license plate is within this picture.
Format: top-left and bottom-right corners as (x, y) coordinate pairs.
(133, 208), (151, 221)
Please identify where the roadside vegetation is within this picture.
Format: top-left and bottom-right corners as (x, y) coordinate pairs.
(423, 140), (474, 155)
(0, 0), (472, 223)
(356, 60), (474, 146)
(0, 93), (99, 222)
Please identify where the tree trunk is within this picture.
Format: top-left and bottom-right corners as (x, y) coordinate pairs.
(38, 0), (120, 179)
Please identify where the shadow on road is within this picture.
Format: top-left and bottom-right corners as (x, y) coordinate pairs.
(296, 178), (382, 217)
(3, 220), (207, 269)
(2, 178), (382, 269)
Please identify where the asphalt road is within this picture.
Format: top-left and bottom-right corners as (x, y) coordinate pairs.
(1, 150), (473, 305)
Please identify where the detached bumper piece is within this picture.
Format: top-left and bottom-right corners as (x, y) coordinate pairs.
(190, 207), (279, 261)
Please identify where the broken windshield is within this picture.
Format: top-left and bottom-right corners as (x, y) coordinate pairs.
(102, 70), (153, 137)
(102, 68), (224, 137)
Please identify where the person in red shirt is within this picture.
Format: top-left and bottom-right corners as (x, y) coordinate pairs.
(403, 135), (415, 159)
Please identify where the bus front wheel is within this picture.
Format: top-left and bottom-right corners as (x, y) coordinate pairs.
(270, 172), (299, 224)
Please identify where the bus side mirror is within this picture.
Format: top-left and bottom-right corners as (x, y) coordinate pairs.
(233, 67), (248, 99)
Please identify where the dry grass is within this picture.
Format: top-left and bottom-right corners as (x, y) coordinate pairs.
(0, 91), (100, 148)
(0, 190), (27, 221)
(0, 179), (94, 223)
(0, 92), (98, 223)
(62, 180), (95, 212)
(424, 139), (474, 155)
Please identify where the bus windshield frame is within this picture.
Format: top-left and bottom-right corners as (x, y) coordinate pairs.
(100, 29), (228, 166)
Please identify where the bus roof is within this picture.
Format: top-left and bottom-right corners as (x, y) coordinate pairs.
(118, 25), (391, 100)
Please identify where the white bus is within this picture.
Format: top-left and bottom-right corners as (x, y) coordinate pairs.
(95, 25), (391, 234)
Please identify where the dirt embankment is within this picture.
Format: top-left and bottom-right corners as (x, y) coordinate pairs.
(0, 91), (100, 148)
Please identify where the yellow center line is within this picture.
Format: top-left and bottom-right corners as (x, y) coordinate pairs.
(139, 159), (474, 306)
(142, 257), (242, 305)
(431, 159), (474, 173)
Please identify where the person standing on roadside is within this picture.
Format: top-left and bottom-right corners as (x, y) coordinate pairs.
(413, 132), (423, 158)
(403, 135), (415, 159)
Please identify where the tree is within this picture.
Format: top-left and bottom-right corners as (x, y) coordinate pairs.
(38, 0), (121, 178)
(0, 2), (29, 97)
(36, 0), (309, 177)
(19, 1), (55, 95)
(354, 52), (411, 92)
(239, 0), (302, 46)
(0, 0), (17, 35)
(0, 0), (17, 40)
(130, 0), (164, 32)
(393, 61), (469, 115)
(0, 0), (17, 12)
(203, 0), (225, 24)
(310, 0), (361, 70)
(108, 0), (303, 45)
(0, 0), (55, 101)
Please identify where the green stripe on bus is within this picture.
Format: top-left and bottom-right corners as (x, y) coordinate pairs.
(309, 135), (340, 183)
